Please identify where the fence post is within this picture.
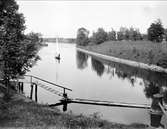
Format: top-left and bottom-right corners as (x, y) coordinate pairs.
(30, 83), (34, 100)
(35, 83), (38, 102)
(62, 88), (68, 112)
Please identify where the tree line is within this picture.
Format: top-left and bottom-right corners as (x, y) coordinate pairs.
(0, 0), (42, 89)
(76, 19), (167, 46)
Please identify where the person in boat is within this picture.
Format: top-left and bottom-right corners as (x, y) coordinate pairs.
(55, 54), (60, 60)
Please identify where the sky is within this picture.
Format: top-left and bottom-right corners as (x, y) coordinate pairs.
(17, 1), (167, 38)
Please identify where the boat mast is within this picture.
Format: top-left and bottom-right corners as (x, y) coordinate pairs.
(56, 36), (59, 55)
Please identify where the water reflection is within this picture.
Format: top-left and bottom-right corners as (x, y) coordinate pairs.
(91, 58), (105, 77)
(108, 61), (167, 87)
(76, 51), (167, 101)
(76, 51), (167, 127)
(76, 51), (88, 70)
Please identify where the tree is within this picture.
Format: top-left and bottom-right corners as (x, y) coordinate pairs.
(147, 19), (164, 43)
(91, 28), (108, 44)
(107, 28), (116, 41)
(0, 0), (41, 89)
(117, 31), (124, 41)
(124, 29), (130, 40)
(76, 27), (89, 46)
(117, 27), (128, 41)
(141, 34), (148, 41)
(129, 27), (142, 41)
(117, 27), (142, 41)
(164, 29), (167, 41)
(135, 28), (142, 40)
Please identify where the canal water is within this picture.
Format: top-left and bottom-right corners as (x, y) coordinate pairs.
(23, 43), (167, 126)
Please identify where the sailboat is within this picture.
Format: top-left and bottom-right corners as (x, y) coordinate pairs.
(55, 37), (61, 60)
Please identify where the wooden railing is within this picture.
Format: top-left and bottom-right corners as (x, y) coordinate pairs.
(24, 75), (72, 95)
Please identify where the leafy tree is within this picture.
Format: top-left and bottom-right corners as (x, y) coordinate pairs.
(0, 0), (41, 89)
(107, 28), (116, 41)
(128, 27), (142, 41)
(124, 29), (130, 40)
(135, 28), (142, 40)
(164, 29), (167, 41)
(117, 31), (124, 41)
(147, 19), (164, 43)
(76, 27), (89, 46)
(117, 27), (142, 41)
(117, 27), (128, 41)
(141, 34), (148, 41)
(91, 28), (108, 44)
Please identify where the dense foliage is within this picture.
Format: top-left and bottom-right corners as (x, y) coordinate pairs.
(91, 28), (108, 45)
(147, 19), (164, 43)
(117, 27), (142, 41)
(76, 19), (167, 46)
(76, 27), (89, 46)
(0, 0), (42, 88)
(164, 29), (167, 41)
(107, 28), (116, 41)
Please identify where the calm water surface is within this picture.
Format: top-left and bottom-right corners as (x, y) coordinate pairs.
(23, 43), (167, 126)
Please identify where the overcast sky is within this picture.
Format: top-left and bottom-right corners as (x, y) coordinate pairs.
(17, 1), (167, 38)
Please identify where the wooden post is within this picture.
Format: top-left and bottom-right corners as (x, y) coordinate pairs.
(150, 93), (164, 128)
(35, 83), (38, 102)
(20, 82), (23, 94)
(63, 88), (66, 95)
(151, 93), (163, 112)
(18, 82), (21, 93)
(30, 83), (34, 100)
(62, 89), (68, 112)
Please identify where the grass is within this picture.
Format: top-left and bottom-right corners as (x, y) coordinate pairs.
(80, 40), (167, 67)
(0, 88), (148, 129)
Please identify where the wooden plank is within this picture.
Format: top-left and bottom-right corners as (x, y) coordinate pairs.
(70, 100), (151, 109)
(50, 99), (151, 109)
(49, 102), (64, 107)
(37, 83), (63, 97)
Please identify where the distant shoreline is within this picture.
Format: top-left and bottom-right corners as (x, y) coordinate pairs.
(43, 38), (76, 43)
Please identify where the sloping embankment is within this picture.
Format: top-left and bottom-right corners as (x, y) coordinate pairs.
(77, 47), (167, 73)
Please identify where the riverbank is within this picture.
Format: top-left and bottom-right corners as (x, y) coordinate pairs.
(77, 40), (167, 72)
(0, 87), (147, 129)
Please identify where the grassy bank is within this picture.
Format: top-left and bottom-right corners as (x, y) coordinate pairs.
(80, 41), (167, 68)
(0, 89), (147, 129)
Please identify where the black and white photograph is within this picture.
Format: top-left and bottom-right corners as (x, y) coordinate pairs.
(0, 0), (167, 128)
